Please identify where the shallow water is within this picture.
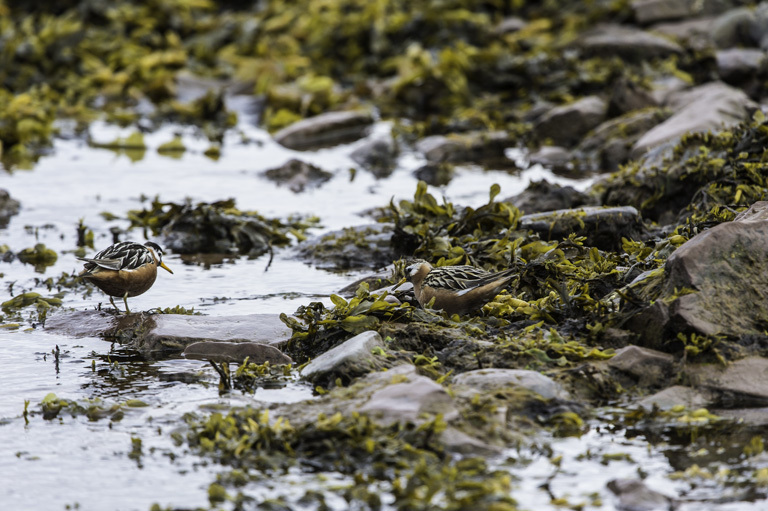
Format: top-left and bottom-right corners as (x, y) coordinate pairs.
(4, 119), (762, 510)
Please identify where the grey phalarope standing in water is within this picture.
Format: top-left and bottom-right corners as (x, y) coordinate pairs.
(78, 241), (173, 314)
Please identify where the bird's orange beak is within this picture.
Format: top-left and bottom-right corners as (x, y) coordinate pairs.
(160, 261), (174, 274)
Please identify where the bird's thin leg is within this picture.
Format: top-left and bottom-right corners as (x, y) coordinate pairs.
(109, 296), (120, 313)
(123, 293), (131, 315)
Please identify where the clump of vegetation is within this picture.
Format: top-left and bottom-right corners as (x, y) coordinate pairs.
(16, 243), (58, 269)
(127, 197), (320, 255)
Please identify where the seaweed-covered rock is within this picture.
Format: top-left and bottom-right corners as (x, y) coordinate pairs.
(296, 224), (394, 271)
(519, 206), (644, 251)
(505, 179), (596, 214)
(577, 108), (670, 171)
(183, 341), (292, 365)
(300, 330), (389, 386)
(129, 198), (316, 256)
(273, 110), (374, 150)
(412, 162), (455, 186)
(416, 131), (514, 163)
(262, 158), (333, 193)
(453, 368), (570, 400)
(350, 135), (398, 178)
(632, 202), (768, 342)
(0, 189), (20, 227)
(534, 96), (607, 147)
(575, 24), (683, 60)
(632, 81), (757, 157)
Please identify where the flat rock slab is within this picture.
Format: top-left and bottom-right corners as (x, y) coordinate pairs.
(45, 311), (292, 357)
(635, 385), (714, 410)
(300, 331), (388, 385)
(183, 341), (292, 365)
(576, 24), (683, 60)
(453, 368), (570, 400)
(685, 357), (768, 406)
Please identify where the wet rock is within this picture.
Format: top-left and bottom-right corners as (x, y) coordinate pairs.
(505, 179), (596, 214)
(632, 0), (732, 25)
(609, 79), (659, 116)
(439, 427), (502, 456)
(578, 108), (670, 171)
(493, 16), (526, 35)
(262, 158), (333, 193)
(711, 6), (762, 49)
(638, 203), (768, 339)
(636, 385), (714, 410)
(183, 341), (292, 365)
(575, 24), (683, 61)
(416, 131), (513, 163)
(161, 203), (274, 255)
(296, 224), (394, 271)
(715, 407), (768, 426)
(45, 312), (293, 357)
(273, 110), (374, 150)
(0, 189), (20, 227)
(632, 81), (757, 158)
(608, 346), (675, 385)
(528, 146), (573, 173)
(412, 162), (454, 187)
(300, 331), (389, 386)
(607, 478), (675, 511)
(685, 357), (768, 406)
(519, 206), (644, 251)
(453, 368), (570, 400)
(358, 369), (459, 422)
(534, 96), (607, 147)
(44, 309), (119, 337)
(716, 48), (767, 84)
(350, 135), (398, 178)
(651, 17), (718, 51)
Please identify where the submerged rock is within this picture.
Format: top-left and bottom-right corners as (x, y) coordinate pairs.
(519, 206), (644, 251)
(262, 158), (333, 193)
(453, 368), (570, 400)
(183, 341), (292, 365)
(273, 110), (374, 150)
(412, 162), (455, 187)
(47, 311), (292, 357)
(300, 331), (389, 386)
(534, 96), (607, 147)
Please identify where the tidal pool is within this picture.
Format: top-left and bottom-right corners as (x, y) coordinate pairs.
(1, 119), (594, 510)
